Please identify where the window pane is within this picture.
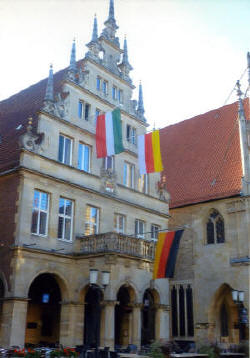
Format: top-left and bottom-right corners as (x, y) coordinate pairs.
(96, 77), (101, 90)
(216, 218), (225, 243)
(126, 125), (131, 142)
(58, 135), (64, 162)
(40, 193), (48, 211)
(65, 200), (72, 216)
(31, 211), (38, 234)
(33, 191), (40, 209)
(78, 101), (83, 118)
(207, 219), (214, 244)
(59, 198), (65, 214)
(64, 218), (71, 240)
(58, 216), (64, 239)
(123, 164), (127, 185)
(64, 138), (71, 165)
(84, 145), (90, 172)
(39, 212), (47, 235)
(85, 104), (89, 121)
(78, 144), (83, 169)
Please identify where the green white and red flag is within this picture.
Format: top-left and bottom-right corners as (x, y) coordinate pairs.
(96, 108), (124, 158)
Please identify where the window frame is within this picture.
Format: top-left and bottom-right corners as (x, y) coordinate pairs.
(151, 224), (160, 241)
(105, 156), (114, 171)
(96, 76), (101, 91)
(114, 213), (125, 234)
(138, 173), (149, 194)
(112, 86), (117, 100)
(78, 143), (91, 173)
(85, 205), (100, 235)
(103, 80), (108, 95)
(123, 162), (135, 189)
(58, 134), (73, 165)
(57, 197), (74, 242)
(206, 209), (225, 245)
(135, 219), (145, 239)
(118, 89), (123, 104)
(31, 190), (49, 237)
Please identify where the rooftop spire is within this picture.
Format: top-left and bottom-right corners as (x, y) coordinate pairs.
(44, 64), (54, 102)
(92, 14), (98, 42)
(137, 82), (145, 117)
(122, 37), (129, 65)
(247, 52), (250, 88)
(69, 39), (77, 73)
(236, 80), (244, 115)
(108, 0), (115, 21)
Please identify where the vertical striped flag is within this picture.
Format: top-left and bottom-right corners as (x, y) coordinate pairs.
(138, 130), (163, 175)
(153, 230), (184, 279)
(96, 108), (124, 158)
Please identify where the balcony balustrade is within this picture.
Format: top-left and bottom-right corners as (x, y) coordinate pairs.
(77, 232), (156, 260)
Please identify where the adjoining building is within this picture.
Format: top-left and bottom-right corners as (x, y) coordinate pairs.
(160, 79), (249, 349)
(0, 0), (170, 349)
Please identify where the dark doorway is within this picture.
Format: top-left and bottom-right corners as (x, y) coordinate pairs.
(141, 289), (155, 346)
(25, 273), (61, 346)
(84, 285), (103, 347)
(0, 279), (4, 336)
(115, 286), (132, 347)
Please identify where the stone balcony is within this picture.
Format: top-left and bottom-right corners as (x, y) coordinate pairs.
(77, 232), (156, 260)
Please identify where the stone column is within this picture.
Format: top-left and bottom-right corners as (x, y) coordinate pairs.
(131, 303), (143, 349)
(102, 300), (117, 350)
(59, 302), (85, 347)
(155, 304), (170, 341)
(0, 298), (29, 348)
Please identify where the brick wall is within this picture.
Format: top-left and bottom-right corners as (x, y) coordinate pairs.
(0, 173), (20, 290)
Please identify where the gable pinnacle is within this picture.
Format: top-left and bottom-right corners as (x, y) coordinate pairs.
(137, 82), (145, 116)
(236, 80), (244, 115)
(122, 37), (129, 65)
(108, 0), (115, 21)
(44, 64), (54, 102)
(247, 52), (250, 87)
(92, 14), (98, 42)
(69, 39), (77, 73)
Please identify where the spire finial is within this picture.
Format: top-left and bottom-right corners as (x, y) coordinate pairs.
(137, 81), (145, 116)
(69, 39), (77, 73)
(236, 80), (244, 115)
(108, 0), (115, 20)
(123, 36), (128, 64)
(44, 64), (54, 102)
(247, 52), (250, 87)
(92, 14), (98, 42)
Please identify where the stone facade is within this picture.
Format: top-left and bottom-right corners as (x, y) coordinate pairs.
(0, 0), (170, 349)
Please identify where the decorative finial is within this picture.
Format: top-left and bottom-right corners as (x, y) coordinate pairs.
(137, 82), (145, 117)
(108, 0), (115, 20)
(69, 39), (77, 73)
(92, 14), (98, 42)
(44, 64), (54, 102)
(247, 52), (250, 87)
(236, 80), (244, 115)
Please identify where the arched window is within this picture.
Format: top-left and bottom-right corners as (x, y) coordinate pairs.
(206, 209), (225, 244)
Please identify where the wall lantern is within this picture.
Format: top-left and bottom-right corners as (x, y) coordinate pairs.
(89, 269), (110, 289)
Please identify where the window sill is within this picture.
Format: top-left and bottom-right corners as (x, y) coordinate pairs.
(57, 238), (73, 243)
(30, 233), (48, 238)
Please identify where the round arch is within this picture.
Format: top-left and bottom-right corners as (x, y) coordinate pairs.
(141, 288), (157, 346)
(25, 273), (63, 346)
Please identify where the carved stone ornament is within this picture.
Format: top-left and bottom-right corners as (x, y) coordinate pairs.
(101, 168), (117, 194)
(19, 117), (44, 151)
(157, 175), (169, 201)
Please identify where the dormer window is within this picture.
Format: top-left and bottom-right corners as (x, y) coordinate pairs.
(206, 209), (225, 244)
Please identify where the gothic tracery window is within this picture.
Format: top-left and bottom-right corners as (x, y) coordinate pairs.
(206, 209), (225, 244)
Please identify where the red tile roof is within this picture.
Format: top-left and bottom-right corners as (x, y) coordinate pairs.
(0, 66), (70, 172)
(160, 99), (249, 208)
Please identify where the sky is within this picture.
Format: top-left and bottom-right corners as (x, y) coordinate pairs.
(0, 0), (249, 129)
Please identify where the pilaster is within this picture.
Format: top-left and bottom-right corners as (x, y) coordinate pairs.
(0, 297), (29, 348)
(131, 303), (143, 349)
(101, 300), (117, 349)
(155, 304), (170, 341)
(59, 302), (85, 347)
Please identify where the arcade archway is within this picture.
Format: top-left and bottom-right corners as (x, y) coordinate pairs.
(141, 289), (156, 346)
(84, 285), (103, 347)
(115, 285), (135, 347)
(25, 273), (61, 346)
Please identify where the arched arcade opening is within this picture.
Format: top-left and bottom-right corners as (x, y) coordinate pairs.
(25, 273), (62, 346)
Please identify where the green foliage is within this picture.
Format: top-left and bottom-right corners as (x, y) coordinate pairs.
(147, 341), (165, 358)
(198, 344), (220, 358)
